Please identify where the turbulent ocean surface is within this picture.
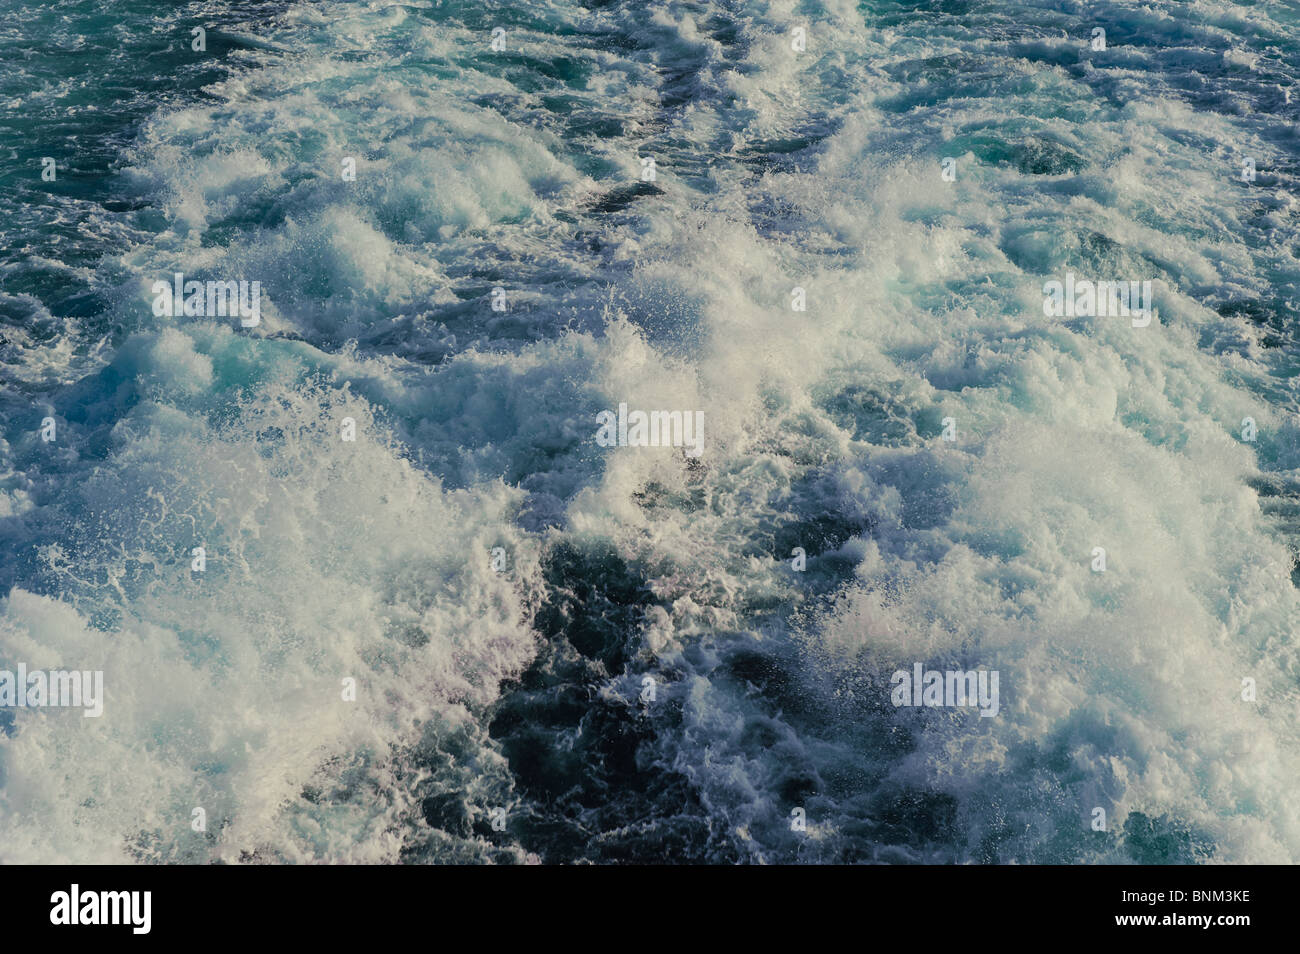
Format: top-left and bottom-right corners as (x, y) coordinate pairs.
(3, 0), (1300, 864)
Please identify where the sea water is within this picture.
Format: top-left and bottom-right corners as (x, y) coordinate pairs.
(2, 0), (1300, 864)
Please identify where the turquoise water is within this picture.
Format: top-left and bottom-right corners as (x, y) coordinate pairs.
(2, 0), (1300, 863)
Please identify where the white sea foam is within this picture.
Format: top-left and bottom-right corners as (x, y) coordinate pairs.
(4, 0), (1300, 863)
